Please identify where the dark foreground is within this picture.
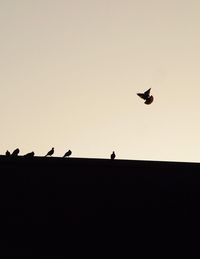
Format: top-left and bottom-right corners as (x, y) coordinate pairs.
(1, 156), (200, 258)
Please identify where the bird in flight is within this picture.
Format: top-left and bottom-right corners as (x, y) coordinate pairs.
(110, 151), (116, 160)
(45, 147), (54, 157)
(63, 150), (72, 158)
(137, 88), (154, 104)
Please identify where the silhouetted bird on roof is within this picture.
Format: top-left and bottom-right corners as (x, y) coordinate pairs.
(11, 148), (20, 157)
(45, 147), (54, 157)
(24, 151), (35, 158)
(137, 88), (154, 104)
(5, 150), (10, 156)
(111, 151), (116, 160)
(63, 150), (72, 158)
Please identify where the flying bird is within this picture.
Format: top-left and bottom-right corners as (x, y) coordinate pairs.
(45, 147), (54, 157)
(137, 88), (154, 105)
(111, 151), (116, 160)
(11, 148), (20, 157)
(63, 150), (72, 158)
(24, 151), (35, 158)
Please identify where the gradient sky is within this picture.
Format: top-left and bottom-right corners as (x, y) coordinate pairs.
(1, 0), (200, 162)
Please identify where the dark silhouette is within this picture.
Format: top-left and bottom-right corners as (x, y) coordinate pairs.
(63, 150), (72, 158)
(11, 148), (20, 157)
(111, 151), (116, 160)
(45, 147), (54, 157)
(5, 150), (10, 156)
(24, 151), (35, 158)
(1, 156), (200, 258)
(137, 88), (154, 104)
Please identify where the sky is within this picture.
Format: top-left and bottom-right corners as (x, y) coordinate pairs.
(1, 0), (200, 162)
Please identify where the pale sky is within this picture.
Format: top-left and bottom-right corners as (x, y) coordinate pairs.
(1, 0), (200, 162)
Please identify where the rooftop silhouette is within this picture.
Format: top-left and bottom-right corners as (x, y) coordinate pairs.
(1, 155), (199, 258)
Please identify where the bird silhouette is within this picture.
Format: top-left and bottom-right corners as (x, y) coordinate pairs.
(111, 151), (116, 160)
(45, 147), (54, 157)
(5, 150), (10, 156)
(24, 151), (35, 158)
(11, 148), (20, 157)
(137, 88), (154, 104)
(63, 150), (72, 158)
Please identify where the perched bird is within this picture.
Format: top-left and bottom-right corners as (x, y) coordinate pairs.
(111, 151), (116, 160)
(63, 150), (72, 158)
(5, 150), (10, 156)
(24, 151), (35, 158)
(137, 88), (154, 105)
(11, 148), (20, 157)
(45, 147), (54, 157)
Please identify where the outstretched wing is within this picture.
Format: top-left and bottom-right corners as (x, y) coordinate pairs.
(137, 93), (146, 100)
(144, 88), (151, 98)
(137, 88), (151, 99)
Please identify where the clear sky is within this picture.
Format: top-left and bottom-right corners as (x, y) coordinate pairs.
(1, 0), (200, 162)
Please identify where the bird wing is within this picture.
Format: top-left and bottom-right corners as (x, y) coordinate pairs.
(47, 149), (52, 155)
(137, 93), (146, 100)
(144, 88), (151, 96)
(143, 88), (151, 98)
